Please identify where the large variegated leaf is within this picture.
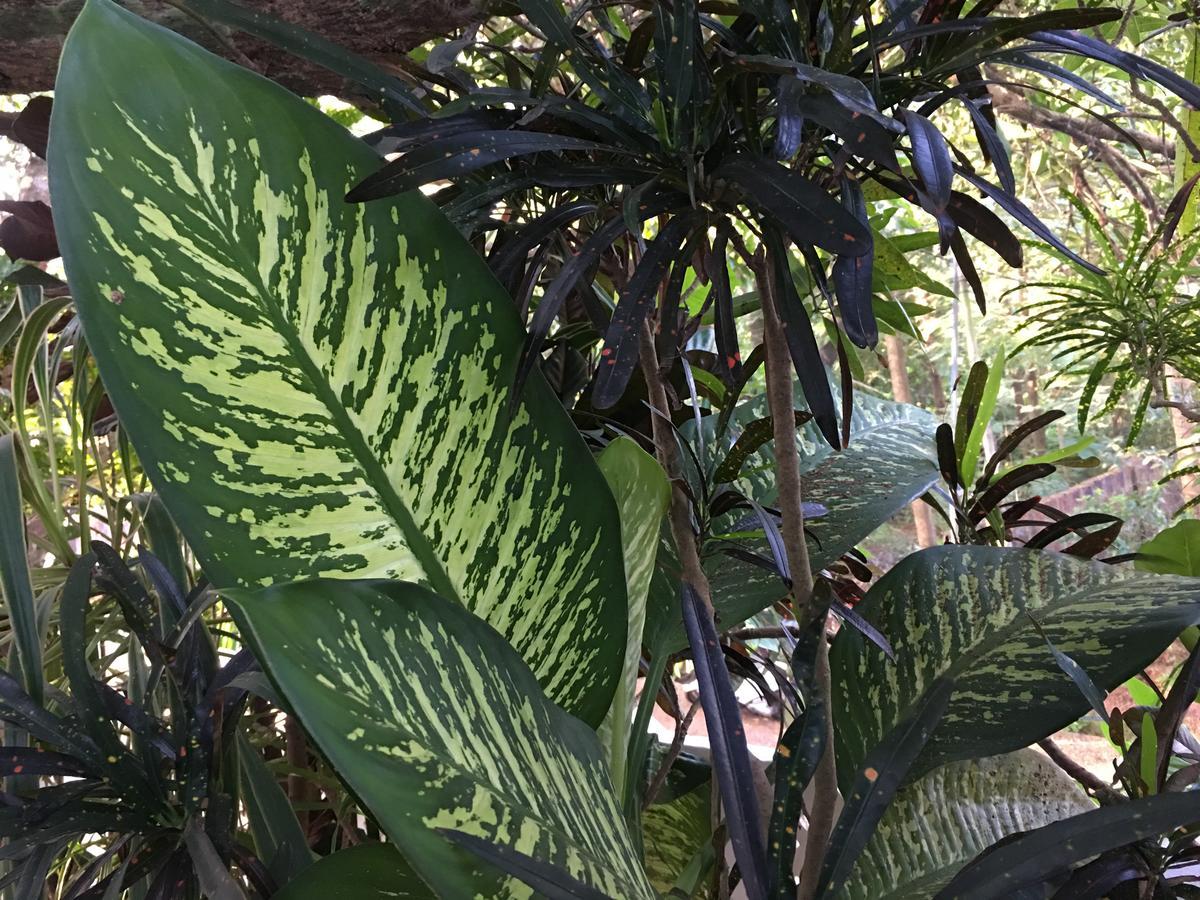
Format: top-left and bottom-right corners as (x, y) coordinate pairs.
(841, 750), (1091, 900)
(830, 545), (1200, 784)
(658, 390), (938, 650)
(49, 0), (626, 723)
(229, 580), (655, 900)
(596, 437), (670, 793)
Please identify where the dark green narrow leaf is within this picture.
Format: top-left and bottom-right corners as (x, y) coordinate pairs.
(490, 201), (597, 297)
(935, 792), (1200, 900)
(710, 225), (744, 386)
(718, 155), (870, 257)
(832, 178), (877, 349)
(236, 732), (313, 884)
(767, 230), (840, 450)
(594, 212), (699, 409)
(681, 583), (768, 900)
(130, 493), (188, 596)
(0, 435), (41, 703)
(441, 830), (614, 900)
(935, 423), (959, 490)
(817, 676), (955, 897)
(955, 169), (1102, 274)
(347, 131), (608, 201)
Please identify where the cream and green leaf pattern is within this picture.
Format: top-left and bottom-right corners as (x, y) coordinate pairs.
(49, 0), (627, 723)
(841, 750), (1091, 900)
(831, 545), (1200, 785)
(230, 579), (656, 900)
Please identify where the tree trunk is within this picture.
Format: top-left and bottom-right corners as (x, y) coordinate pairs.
(885, 334), (937, 548)
(0, 0), (486, 97)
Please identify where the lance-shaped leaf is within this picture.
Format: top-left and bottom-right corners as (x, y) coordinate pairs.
(829, 545), (1200, 785)
(837, 751), (1091, 899)
(229, 579), (655, 900)
(49, 0), (627, 724)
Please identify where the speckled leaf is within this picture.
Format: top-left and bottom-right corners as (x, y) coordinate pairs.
(229, 580), (655, 900)
(596, 437), (670, 794)
(840, 751), (1091, 900)
(642, 786), (713, 896)
(696, 390), (938, 641)
(830, 545), (1200, 785)
(49, 0), (627, 723)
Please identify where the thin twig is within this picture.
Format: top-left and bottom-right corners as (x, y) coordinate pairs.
(1037, 738), (1124, 804)
(643, 702), (701, 810)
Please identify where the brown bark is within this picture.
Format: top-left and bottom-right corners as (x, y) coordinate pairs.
(0, 0), (487, 97)
(885, 334), (937, 548)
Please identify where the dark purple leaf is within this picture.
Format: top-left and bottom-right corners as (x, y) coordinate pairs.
(347, 131), (612, 201)
(710, 224), (743, 385)
(0, 201), (58, 261)
(832, 178), (877, 349)
(819, 676), (955, 897)
(717, 155), (870, 258)
(593, 212), (701, 409)
(12, 97), (51, 159)
(682, 583), (769, 900)
(766, 230), (840, 450)
(791, 93), (900, 173)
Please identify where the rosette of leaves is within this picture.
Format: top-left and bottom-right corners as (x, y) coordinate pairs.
(341, 0), (1200, 443)
(0, 545), (311, 899)
(1013, 194), (1200, 449)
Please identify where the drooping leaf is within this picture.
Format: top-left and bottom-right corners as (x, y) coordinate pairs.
(50, 0), (628, 724)
(832, 178), (877, 349)
(838, 751), (1092, 899)
(830, 545), (1200, 784)
(766, 230), (840, 449)
(273, 843), (433, 899)
(718, 156), (871, 258)
(935, 791), (1200, 900)
(904, 111), (954, 243)
(229, 579), (655, 900)
(0, 201), (59, 262)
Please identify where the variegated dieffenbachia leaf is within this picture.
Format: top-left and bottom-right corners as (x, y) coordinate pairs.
(841, 750), (1090, 900)
(662, 389), (938, 650)
(596, 437), (670, 794)
(830, 545), (1200, 785)
(49, 0), (627, 723)
(229, 580), (655, 900)
(642, 786), (713, 897)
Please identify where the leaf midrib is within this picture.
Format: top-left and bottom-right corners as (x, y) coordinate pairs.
(198, 173), (461, 604)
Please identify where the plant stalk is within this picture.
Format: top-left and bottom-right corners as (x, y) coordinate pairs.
(757, 255), (838, 900)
